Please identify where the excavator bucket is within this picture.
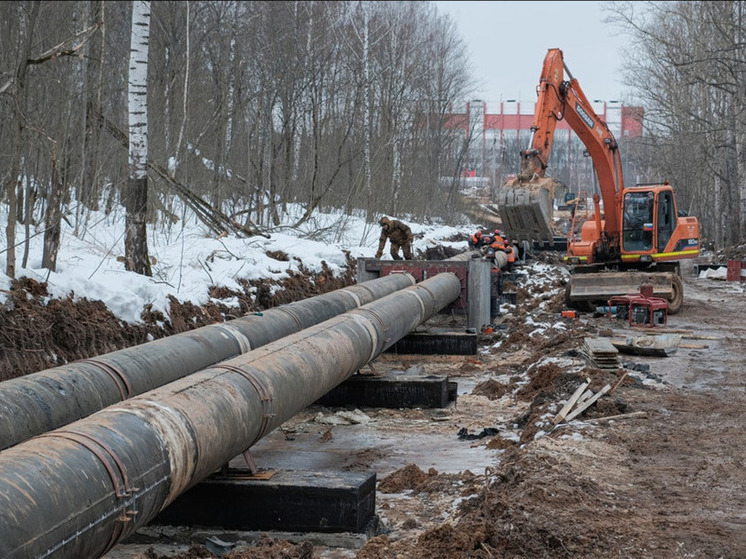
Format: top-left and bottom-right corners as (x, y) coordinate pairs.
(497, 176), (563, 243)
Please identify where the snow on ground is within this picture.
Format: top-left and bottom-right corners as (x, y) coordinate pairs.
(0, 203), (471, 324)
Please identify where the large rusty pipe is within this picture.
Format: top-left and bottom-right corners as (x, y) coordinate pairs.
(0, 273), (416, 451)
(0, 272), (461, 559)
(448, 250), (508, 268)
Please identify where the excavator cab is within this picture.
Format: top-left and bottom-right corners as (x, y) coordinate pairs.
(622, 190), (655, 252)
(620, 184), (699, 262)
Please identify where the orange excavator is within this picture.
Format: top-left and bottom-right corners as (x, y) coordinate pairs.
(498, 48), (700, 313)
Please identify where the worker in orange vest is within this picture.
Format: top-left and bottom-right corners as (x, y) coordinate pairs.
(483, 229), (515, 267)
(468, 230), (486, 249)
(493, 230), (515, 264)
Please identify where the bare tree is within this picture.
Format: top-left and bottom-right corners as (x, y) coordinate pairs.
(609, 0), (746, 248)
(125, 0), (152, 275)
(3, 2), (39, 279)
(0, 0), (479, 262)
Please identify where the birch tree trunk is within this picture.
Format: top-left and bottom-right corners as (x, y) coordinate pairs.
(125, 0), (152, 276)
(362, 1), (371, 200)
(734, 1), (746, 242)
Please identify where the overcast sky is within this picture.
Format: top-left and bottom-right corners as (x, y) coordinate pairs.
(433, 1), (629, 107)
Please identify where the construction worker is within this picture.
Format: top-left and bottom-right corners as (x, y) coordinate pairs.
(481, 229), (515, 269)
(375, 216), (414, 260)
(488, 229), (506, 251)
(492, 230), (516, 265)
(469, 230), (485, 249)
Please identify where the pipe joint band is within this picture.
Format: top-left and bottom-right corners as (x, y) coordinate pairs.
(275, 307), (305, 329)
(37, 429), (136, 499)
(78, 358), (133, 401)
(214, 324), (252, 353)
(349, 308), (385, 361)
(408, 288), (429, 319)
(338, 288), (362, 307)
(213, 364), (275, 446)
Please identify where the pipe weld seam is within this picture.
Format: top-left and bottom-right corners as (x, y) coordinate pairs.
(214, 324), (252, 353)
(77, 358), (133, 401)
(275, 307), (305, 330)
(338, 288), (362, 308)
(36, 429), (136, 499)
(348, 310), (383, 362)
(212, 364), (275, 445)
(408, 288), (429, 319)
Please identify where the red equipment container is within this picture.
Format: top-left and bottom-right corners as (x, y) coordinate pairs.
(727, 260), (746, 282)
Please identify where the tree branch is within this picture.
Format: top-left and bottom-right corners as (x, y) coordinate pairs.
(27, 24), (100, 66)
(97, 112), (269, 239)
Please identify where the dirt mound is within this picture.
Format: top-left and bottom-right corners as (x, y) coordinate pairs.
(377, 463), (435, 493)
(471, 378), (509, 400)
(0, 278), (150, 380)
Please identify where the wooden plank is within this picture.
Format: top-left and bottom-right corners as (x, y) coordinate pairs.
(683, 335), (721, 341)
(552, 378), (590, 425)
(586, 411), (647, 423)
(680, 343), (708, 349)
(609, 371), (628, 394)
(564, 384), (612, 423)
(632, 327), (693, 334)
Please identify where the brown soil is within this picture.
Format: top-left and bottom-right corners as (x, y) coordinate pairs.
(6, 248), (746, 559)
(0, 256), (356, 381)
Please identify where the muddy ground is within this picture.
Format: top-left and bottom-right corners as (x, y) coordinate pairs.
(3, 246), (746, 559)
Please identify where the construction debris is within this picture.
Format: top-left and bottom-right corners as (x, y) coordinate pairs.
(610, 334), (682, 357)
(586, 411), (648, 423)
(552, 378), (590, 425)
(564, 384), (611, 422)
(552, 378), (613, 424)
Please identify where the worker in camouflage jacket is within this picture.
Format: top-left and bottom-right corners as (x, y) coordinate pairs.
(375, 216), (414, 260)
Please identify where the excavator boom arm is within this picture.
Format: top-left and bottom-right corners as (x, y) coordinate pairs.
(560, 82), (623, 235)
(521, 48), (623, 235)
(518, 48), (564, 179)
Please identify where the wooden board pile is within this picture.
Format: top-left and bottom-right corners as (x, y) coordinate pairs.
(580, 337), (620, 370)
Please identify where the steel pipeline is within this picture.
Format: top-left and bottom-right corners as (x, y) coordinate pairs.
(0, 272), (461, 559)
(0, 272), (416, 451)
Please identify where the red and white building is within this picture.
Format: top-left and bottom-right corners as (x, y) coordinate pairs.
(447, 99), (644, 187)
